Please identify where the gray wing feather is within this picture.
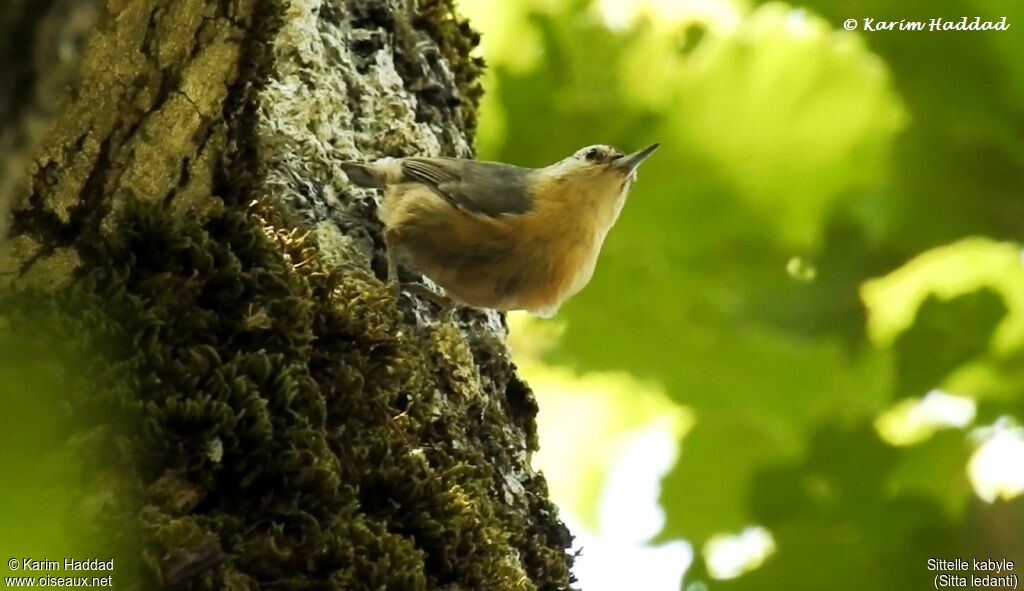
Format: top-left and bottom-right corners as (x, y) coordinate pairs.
(402, 159), (458, 186)
(401, 157), (535, 217)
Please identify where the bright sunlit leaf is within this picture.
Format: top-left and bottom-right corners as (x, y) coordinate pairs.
(968, 419), (1024, 503)
(862, 238), (1024, 355)
(621, 2), (906, 247)
(702, 526), (776, 580)
(594, 0), (746, 33)
(875, 389), (976, 446)
(785, 256), (817, 282)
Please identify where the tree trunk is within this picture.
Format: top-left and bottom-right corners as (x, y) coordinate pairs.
(0, 0), (574, 589)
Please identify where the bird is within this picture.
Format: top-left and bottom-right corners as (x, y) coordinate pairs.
(341, 143), (659, 317)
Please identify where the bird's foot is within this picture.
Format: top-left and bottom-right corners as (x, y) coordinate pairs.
(396, 282), (456, 322)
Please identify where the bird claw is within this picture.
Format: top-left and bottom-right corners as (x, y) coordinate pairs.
(396, 282), (456, 322)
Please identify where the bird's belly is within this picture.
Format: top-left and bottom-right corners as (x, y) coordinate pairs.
(384, 188), (602, 315)
(421, 237), (600, 317)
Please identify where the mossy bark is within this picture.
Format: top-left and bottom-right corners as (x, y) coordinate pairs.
(0, 0), (574, 589)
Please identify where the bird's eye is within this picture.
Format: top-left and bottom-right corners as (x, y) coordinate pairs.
(584, 148), (602, 162)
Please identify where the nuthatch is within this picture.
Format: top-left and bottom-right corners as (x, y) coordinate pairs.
(341, 143), (660, 317)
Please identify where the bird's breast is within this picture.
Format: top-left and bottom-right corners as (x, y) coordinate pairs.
(517, 188), (618, 307)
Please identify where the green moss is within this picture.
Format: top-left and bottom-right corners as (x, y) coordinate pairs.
(4, 0), (569, 585)
(3, 196), (572, 589)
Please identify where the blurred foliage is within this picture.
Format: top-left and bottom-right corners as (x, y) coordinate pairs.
(461, 0), (1024, 587)
(0, 305), (124, 581)
(507, 313), (693, 529)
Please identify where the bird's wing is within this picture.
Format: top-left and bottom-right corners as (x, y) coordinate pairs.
(401, 157), (535, 217)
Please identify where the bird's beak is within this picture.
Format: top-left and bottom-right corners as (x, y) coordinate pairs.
(613, 143), (660, 175)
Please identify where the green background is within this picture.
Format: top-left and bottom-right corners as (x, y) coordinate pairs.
(462, 0), (1024, 588)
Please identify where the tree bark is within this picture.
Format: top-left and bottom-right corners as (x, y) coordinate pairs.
(0, 0), (574, 589)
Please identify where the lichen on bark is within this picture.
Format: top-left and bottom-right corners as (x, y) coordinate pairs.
(0, 0), (573, 589)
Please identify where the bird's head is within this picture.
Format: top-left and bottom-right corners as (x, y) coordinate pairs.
(548, 141), (659, 205)
(550, 143), (660, 193)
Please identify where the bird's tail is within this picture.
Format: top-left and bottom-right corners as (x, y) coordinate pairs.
(341, 162), (385, 188)
(341, 158), (404, 189)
